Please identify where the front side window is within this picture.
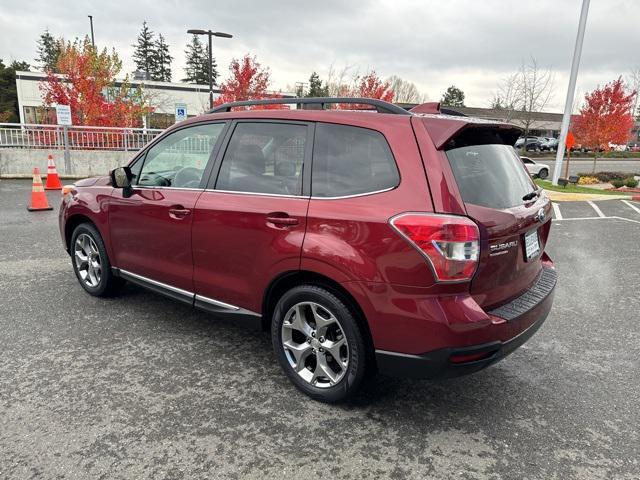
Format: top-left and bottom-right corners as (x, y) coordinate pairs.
(215, 122), (307, 195)
(311, 123), (399, 198)
(137, 123), (225, 188)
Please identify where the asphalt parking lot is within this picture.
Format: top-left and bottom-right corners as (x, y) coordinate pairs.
(1, 179), (639, 480)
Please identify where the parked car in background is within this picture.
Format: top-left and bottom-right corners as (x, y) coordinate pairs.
(608, 142), (628, 152)
(540, 137), (558, 151)
(59, 97), (556, 403)
(520, 156), (549, 179)
(515, 136), (543, 152)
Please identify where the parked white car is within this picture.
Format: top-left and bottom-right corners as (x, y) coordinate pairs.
(521, 156), (549, 179)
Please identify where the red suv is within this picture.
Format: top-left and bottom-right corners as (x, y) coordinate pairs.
(59, 98), (556, 403)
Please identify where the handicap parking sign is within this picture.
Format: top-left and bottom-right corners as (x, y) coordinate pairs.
(175, 103), (187, 122)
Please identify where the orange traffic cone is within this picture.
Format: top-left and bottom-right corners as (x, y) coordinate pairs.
(44, 154), (63, 190)
(27, 167), (53, 212)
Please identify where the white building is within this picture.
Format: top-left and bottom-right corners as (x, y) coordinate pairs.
(15, 70), (220, 129)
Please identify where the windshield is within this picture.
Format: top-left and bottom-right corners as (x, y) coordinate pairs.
(446, 144), (535, 209)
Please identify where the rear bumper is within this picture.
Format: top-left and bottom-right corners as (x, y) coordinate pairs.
(375, 265), (557, 379)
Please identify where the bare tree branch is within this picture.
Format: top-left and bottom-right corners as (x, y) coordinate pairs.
(493, 56), (554, 138)
(387, 75), (427, 103)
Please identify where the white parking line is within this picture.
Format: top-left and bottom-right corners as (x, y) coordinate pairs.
(587, 201), (605, 218)
(622, 200), (640, 215)
(552, 202), (563, 220)
(554, 216), (640, 225)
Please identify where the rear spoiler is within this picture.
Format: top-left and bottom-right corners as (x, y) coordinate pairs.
(418, 116), (522, 150)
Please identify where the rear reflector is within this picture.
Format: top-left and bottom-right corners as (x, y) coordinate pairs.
(390, 213), (480, 282)
(449, 351), (494, 364)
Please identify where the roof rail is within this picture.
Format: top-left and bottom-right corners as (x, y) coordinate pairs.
(207, 97), (412, 115)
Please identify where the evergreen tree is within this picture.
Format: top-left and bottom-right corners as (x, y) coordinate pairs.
(132, 21), (157, 80)
(35, 29), (61, 72)
(182, 35), (216, 85)
(441, 85), (465, 107)
(306, 71), (328, 97)
(152, 34), (172, 82)
(0, 59), (31, 122)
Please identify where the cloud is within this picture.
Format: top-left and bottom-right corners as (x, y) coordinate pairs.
(0, 0), (638, 110)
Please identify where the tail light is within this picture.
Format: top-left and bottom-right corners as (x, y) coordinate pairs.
(390, 213), (480, 282)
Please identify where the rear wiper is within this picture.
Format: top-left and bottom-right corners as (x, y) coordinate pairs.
(522, 190), (538, 201)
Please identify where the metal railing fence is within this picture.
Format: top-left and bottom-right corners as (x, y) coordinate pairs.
(0, 123), (164, 151)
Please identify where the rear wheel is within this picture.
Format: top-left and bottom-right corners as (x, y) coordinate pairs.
(70, 223), (124, 297)
(538, 168), (549, 179)
(271, 285), (368, 403)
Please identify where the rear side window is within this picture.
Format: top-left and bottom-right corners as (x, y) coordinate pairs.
(312, 123), (399, 197)
(446, 144), (535, 209)
(215, 122), (306, 196)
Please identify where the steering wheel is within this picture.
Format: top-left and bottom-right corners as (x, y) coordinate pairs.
(173, 167), (202, 188)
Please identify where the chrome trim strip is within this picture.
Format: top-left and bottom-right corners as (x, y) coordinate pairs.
(119, 269), (194, 297)
(194, 294), (240, 311)
(134, 185), (204, 191)
(204, 188), (308, 199)
(202, 185), (396, 200)
(118, 269), (246, 312)
(310, 186), (396, 200)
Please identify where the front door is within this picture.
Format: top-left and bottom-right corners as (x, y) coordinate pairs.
(109, 122), (227, 293)
(192, 121), (312, 314)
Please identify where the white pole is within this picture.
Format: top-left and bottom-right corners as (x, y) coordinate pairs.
(552, 0), (590, 185)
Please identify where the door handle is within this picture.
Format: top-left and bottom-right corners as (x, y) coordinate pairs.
(169, 206), (191, 219)
(266, 214), (299, 226)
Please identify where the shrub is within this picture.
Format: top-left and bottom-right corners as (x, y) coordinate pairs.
(611, 179), (625, 188)
(624, 177), (639, 188)
(578, 171), (627, 182)
(577, 176), (599, 185)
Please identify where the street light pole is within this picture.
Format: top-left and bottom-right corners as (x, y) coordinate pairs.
(88, 15), (95, 47)
(552, 0), (590, 185)
(208, 33), (213, 109)
(187, 29), (233, 110)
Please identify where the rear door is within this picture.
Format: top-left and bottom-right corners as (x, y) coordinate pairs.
(442, 128), (552, 309)
(191, 120), (312, 314)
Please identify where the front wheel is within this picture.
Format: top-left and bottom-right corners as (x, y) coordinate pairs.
(538, 168), (549, 179)
(271, 285), (369, 403)
(70, 223), (124, 297)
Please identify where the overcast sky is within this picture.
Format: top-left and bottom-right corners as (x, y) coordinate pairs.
(1, 0), (638, 111)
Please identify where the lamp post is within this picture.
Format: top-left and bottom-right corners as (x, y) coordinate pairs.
(552, 0), (590, 185)
(187, 29), (233, 109)
(88, 15), (95, 47)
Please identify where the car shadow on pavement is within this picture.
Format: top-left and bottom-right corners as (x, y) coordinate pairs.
(115, 281), (544, 424)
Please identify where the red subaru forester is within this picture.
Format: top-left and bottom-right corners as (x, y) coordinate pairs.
(59, 98), (556, 403)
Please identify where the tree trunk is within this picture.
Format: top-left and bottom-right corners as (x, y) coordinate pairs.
(592, 152), (597, 173)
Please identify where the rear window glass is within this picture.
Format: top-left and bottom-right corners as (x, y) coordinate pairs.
(312, 123), (399, 197)
(446, 144), (535, 209)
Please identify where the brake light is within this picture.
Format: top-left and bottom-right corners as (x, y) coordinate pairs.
(390, 213), (480, 282)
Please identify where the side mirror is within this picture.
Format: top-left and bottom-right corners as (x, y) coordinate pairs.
(110, 166), (133, 197)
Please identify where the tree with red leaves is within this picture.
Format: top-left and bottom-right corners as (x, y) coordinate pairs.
(40, 37), (152, 127)
(573, 77), (636, 172)
(355, 71), (394, 101)
(334, 70), (394, 109)
(214, 55), (284, 109)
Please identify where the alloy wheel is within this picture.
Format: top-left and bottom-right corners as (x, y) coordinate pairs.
(74, 233), (102, 288)
(281, 301), (349, 388)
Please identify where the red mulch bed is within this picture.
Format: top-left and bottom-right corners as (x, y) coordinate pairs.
(605, 186), (640, 193)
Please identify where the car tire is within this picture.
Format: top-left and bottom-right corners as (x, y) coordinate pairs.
(538, 168), (549, 179)
(70, 223), (124, 297)
(271, 284), (369, 403)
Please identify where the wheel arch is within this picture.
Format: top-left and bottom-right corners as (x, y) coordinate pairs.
(262, 270), (375, 353)
(64, 214), (96, 253)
